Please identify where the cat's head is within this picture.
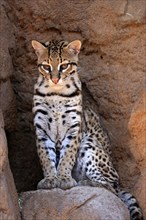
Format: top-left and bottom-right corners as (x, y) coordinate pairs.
(32, 40), (81, 85)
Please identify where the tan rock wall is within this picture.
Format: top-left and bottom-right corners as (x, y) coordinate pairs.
(0, 111), (20, 220)
(128, 92), (146, 217)
(1, 0), (146, 218)
(0, 1), (15, 81)
(0, 80), (16, 131)
(0, 0), (16, 131)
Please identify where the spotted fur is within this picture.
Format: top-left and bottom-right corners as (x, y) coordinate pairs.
(32, 39), (143, 220)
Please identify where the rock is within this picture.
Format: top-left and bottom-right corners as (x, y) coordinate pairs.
(128, 91), (146, 163)
(134, 170), (146, 219)
(0, 1), (16, 131)
(0, 80), (16, 131)
(119, 0), (146, 23)
(20, 186), (130, 220)
(0, 1), (15, 80)
(0, 110), (20, 220)
(128, 91), (146, 217)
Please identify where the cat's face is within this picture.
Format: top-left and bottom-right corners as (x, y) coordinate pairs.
(32, 40), (81, 85)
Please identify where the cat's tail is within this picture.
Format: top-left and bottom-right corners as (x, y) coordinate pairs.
(118, 191), (143, 220)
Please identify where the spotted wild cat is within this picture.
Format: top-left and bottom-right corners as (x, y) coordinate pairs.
(32, 39), (143, 220)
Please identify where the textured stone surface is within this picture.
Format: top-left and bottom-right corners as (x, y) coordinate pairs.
(0, 111), (20, 220)
(0, 2), (19, 218)
(0, 1), (16, 131)
(1, 0), (145, 218)
(0, 80), (16, 131)
(20, 187), (130, 220)
(0, 1), (15, 80)
(128, 91), (146, 217)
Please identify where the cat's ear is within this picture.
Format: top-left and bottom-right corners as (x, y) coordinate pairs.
(31, 40), (47, 57)
(67, 40), (81, 55)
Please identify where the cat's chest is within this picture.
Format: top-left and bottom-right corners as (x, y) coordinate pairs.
(46, 97), (81, 120)
(44, 96), (82, 140)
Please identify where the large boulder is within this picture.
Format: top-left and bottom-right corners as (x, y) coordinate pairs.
(0, 2), (19, 218)
(0, 111), (20, 220)
(20, 186), (130, 220)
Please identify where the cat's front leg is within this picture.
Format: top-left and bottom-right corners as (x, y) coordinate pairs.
(36, 137), (58, 189)
(57, 126), (81, 190)
(34, 108), (59, 189)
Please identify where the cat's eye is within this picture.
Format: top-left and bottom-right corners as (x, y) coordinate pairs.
(60, 63), (68, 71)
(42, 64), (51, 72)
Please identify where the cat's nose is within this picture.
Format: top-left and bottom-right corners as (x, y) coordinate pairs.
(52, 78), (59, 84)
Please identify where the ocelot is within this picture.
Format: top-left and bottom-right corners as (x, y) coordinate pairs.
(32, 39), (143, 220)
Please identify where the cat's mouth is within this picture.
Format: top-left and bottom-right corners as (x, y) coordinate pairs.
(50, 78), (64, 88)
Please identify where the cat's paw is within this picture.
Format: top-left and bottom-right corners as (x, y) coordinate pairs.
(58, 175), (77, 190)
(37, 175), (59, 189)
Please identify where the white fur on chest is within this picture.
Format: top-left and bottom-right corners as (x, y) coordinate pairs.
(33, 73), (82, 143)
(46, 96), (82, 141)
(33, 94), (82, 143)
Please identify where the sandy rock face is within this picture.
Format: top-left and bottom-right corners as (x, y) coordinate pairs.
(0, 80), (16, 131)
(128, 92), (146, 163)
(128, 92), (146, 217)
(0, 2), (19, 218)
(20, 187), (130, 220)
(0, 111), (20, 220)
(0, 1), (16, 131)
